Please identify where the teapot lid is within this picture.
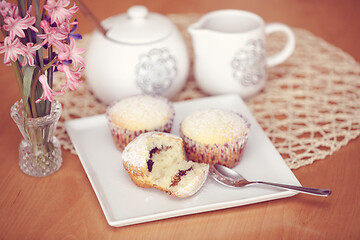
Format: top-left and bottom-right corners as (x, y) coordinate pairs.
(104, 5), (173, 44)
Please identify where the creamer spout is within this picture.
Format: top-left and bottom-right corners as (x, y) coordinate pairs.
(187, 23), (202, 35)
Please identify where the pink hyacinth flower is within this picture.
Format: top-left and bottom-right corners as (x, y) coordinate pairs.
(36, 74), (64, 103)
(0, 37), (24, 65)
(37, 20), (68, 50)
(0, 0), (14, 18)
(1, 1), (18, 18)
(58, 38), (85, 68)
(21, 42), (42, 66)
(3, 7), (38, 39)
(57, 64), (83, 91)
(44, 0), (79, 26)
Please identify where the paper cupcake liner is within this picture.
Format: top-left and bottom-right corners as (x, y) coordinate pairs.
(106, 95), (175, 152)
(180, 114), (250, 168)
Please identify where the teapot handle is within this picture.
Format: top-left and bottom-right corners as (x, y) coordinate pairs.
(265, 23), (295, 67)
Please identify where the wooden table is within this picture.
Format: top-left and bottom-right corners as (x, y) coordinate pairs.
(1, 0), (359, 239)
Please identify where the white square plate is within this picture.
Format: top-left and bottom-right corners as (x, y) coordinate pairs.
(65, 94), (300, 227)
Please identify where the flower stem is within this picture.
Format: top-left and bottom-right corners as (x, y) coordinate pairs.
(45, 46), (54, 115)
(30, 58), (58, 117)
(34, 0), (44, 68)
(26, 0), (32, 10)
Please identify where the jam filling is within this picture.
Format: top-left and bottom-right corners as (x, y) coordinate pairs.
(170, 167), (193, 187)
(146, 145), (171, 172)
(147, 159), (154, 172)
(149, 147), (161, 159)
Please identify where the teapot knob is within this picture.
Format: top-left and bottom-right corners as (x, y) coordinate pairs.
(127, 5), (148, 19)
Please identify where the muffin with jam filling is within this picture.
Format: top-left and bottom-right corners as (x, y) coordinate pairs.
(106, 95), (175, 151)
(122, 132), (209, 198)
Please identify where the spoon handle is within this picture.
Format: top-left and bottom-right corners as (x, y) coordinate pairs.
(256, 181), (332, 196)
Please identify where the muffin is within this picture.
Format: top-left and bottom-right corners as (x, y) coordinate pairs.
(180, 109), (250, 168)
(106, 95), (175, 151)
(122, 132), (209, 198)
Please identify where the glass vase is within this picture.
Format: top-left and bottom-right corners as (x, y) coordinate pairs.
(10, 100), (63, 177)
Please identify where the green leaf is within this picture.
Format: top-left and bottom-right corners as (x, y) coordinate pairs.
(35, 84), (45, 116)
(17, 0), (26, 18)
(34, 0), (40, 16)
(23, 66), (40, 105)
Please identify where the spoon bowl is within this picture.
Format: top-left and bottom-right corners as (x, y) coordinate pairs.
(210, 164), (331, 197)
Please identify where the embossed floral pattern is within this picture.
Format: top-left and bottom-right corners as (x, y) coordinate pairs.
(231, 39), (266, 86)
(136, 48), (177, 94)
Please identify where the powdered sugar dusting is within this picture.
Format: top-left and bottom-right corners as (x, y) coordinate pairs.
(181, 109), (249, 144)
(122, 132), (182, 168)
(109, 95), (173, 130)
(122, 133), (149, 169)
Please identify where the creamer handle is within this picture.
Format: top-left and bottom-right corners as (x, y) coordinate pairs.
(266, 23), (295, 67)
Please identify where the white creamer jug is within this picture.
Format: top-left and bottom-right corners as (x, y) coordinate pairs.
(85, 6), (189, 104)
(188, 9), (295, 98)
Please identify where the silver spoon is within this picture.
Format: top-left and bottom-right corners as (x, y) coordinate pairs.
(210, 164), (331, 197)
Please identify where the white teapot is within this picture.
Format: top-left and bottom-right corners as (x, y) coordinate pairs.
(85, 6), (189, 104)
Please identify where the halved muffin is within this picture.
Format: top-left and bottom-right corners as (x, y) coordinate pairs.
(122, 132), (209, 198)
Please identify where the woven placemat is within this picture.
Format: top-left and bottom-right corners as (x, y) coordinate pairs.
(54, 13), (360, 169)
